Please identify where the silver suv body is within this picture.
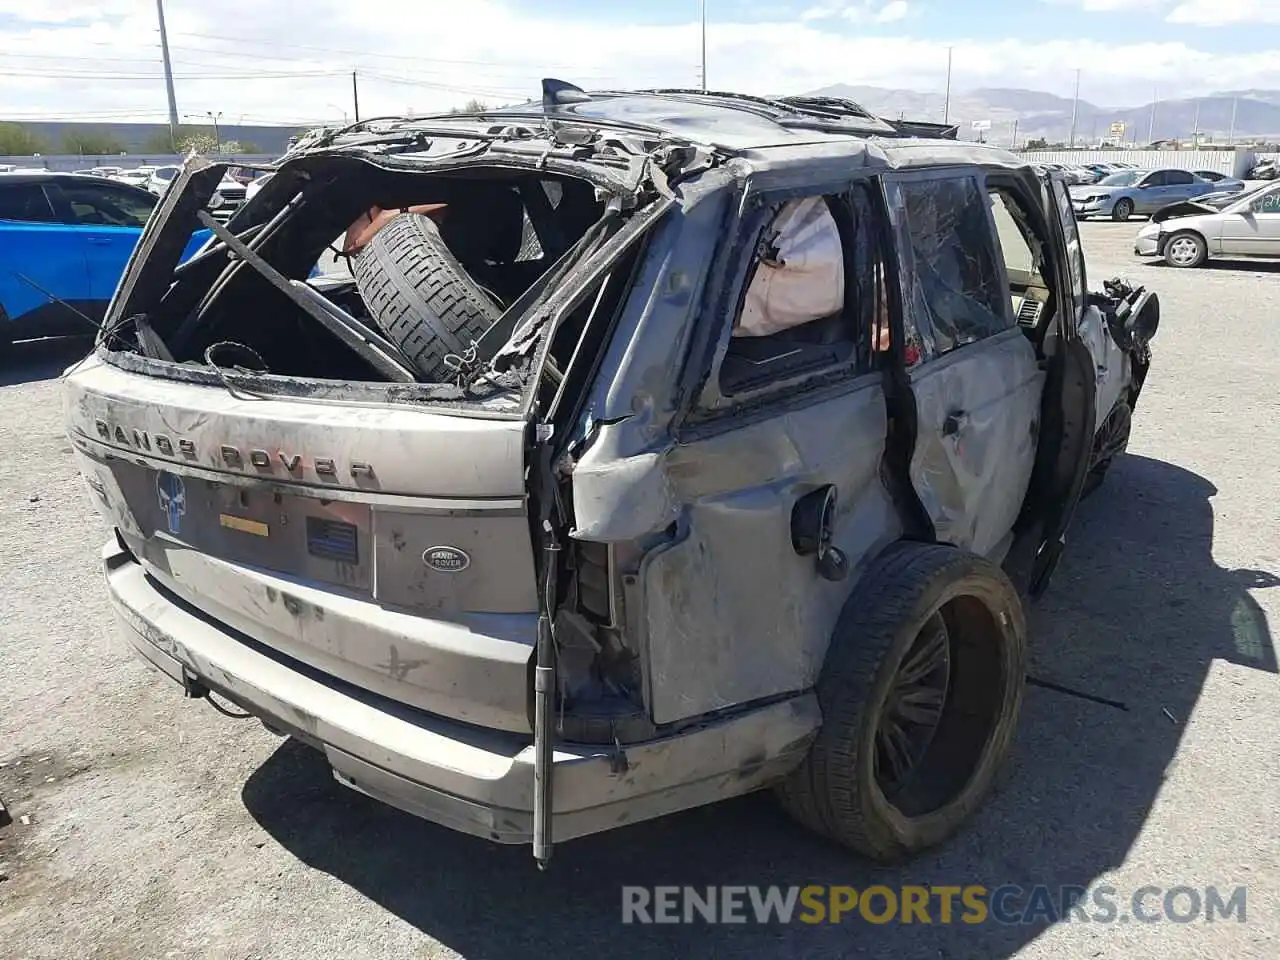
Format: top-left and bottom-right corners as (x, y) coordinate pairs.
(64, 86), (1157, 866)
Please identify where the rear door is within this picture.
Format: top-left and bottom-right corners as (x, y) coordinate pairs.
(1159, 169), (1201, 207)
(0, 180), (92, 336)
(883, 171), (1044, 558)
(592, 181), (902, 725)
(1134, 170), (1170, 213)
(1220, 185), (1280, 256)
(48, 179), (155, 301)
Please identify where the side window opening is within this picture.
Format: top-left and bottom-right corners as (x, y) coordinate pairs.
(895, 175), (1011, 358)
(718, 187), (882, 396)
(988, 186), (1052, 329)
(0, 183), (56, 224)
(1252, 189), (1280, 214)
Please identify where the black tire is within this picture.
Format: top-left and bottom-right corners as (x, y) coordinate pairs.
(777, 542), (1027, 862)
(1111, 198), (1134, 221)
(351, 213), (502, 381)
(1162, 230), (1207, 269)
(1082, 399), (1132, 498)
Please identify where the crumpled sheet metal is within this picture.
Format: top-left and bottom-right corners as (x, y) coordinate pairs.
(1078, 303), (1131, 430)
(734, 196), (844, 338)
(908, 332), (1044, 557)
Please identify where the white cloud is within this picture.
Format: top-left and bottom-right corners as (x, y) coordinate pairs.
(802, 2), (910, 22)
(875, 1), (910, 22)
(1, 1), (1279, 126)
(1050, 0), (1280, 19)
(1167, 0), (1280, 24)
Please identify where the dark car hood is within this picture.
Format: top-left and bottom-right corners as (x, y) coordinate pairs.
(1150, 200), (1218, 223)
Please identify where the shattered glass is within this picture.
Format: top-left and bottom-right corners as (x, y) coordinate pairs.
(893, 176), (1011, 357)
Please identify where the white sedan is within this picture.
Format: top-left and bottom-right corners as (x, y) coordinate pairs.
(1134, 181), (1280, 268)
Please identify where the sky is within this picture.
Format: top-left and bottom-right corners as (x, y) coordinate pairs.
(2, 0), (1280, 127)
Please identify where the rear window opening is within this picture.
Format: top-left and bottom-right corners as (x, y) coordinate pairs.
(116, 159), (616, 397)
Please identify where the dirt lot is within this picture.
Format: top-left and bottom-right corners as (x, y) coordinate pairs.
(1, 221), (1277, 959)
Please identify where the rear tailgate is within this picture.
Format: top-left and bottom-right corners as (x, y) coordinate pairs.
(66, 357), (539, 733)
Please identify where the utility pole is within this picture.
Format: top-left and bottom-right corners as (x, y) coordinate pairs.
(1068, 68), (1081, 149)
(1011, 117), (1019, 149)
(1228, 95), (1238, 146)
(155, 0), (180, 149)
(700, 0), (708, 92)
(943, 46), (953, 124)
(352, 70), (360, 123)
(1191, 98), (1200, 147)
(1148, 86), (1158, 144)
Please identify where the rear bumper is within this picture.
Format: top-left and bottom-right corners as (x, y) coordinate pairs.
(103, 541), (819, 845)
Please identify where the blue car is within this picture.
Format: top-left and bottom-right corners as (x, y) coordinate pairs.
(0, 172), (210, 353)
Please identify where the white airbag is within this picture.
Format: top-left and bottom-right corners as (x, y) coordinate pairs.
(734, 197), (844, 338)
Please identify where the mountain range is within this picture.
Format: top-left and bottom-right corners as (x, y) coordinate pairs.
(808, 84), (1280, 146)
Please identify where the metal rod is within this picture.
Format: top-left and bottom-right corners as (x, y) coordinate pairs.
(155, 0), (180, 147)
(194, 210), (416, 382)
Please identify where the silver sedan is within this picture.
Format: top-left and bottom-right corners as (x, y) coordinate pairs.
(1134, 181), (1280, 267)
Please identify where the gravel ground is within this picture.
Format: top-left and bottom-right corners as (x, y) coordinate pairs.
(1, 221), (1277, 959)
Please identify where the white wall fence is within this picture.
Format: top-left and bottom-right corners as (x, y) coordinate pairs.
(1020, 150), (1275, 179)
(0, 153), (278, 172)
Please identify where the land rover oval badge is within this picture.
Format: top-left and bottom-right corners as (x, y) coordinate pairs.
(423, 545), (470, 573)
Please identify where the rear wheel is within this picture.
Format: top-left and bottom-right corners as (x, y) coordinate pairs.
(1163, 230), (1207, 268)
(1111, 198), (1134, 221)
(776, 543), (1027, 862)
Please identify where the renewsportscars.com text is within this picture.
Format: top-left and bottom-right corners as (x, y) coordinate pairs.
(621, 884), (1247, 926)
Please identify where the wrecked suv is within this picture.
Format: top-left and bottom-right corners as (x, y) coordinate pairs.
(64, 84), (1159, 867)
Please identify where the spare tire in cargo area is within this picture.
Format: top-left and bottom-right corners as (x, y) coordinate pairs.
(351, 212), (502, 382)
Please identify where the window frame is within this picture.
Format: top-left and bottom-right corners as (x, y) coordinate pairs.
(882, 166), (1018, 364)
(47, 179), (157, 229)
(1249, 187), (1280, 215)
(0, 181), (58, 224)
(690, 177), (892, 419)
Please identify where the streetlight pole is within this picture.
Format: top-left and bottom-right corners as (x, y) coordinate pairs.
(1228, 95), (1239, 146)
(1068, 68), (1081, 149)
(943, 46), (953, 124)
(207, 111), (223, 154)
(155, 0), (180, 149)
(1191, 98), (1200, 147)
(1148, 86), (1158, 145)
(700, 0), (708, 92)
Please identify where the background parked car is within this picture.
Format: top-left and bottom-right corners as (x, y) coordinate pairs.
(111, 168), (155, 189)
(144, 165), (181, 196)
(0, 173), (210, 353)
(1248, 159), (1278, 180)
(1135, 179), (1280, 268)
(1193, 170), (1247, 192)
(1070, 169), (1225, 221)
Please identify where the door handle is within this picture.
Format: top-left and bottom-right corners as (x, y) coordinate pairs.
(942, 411), (968, 436)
